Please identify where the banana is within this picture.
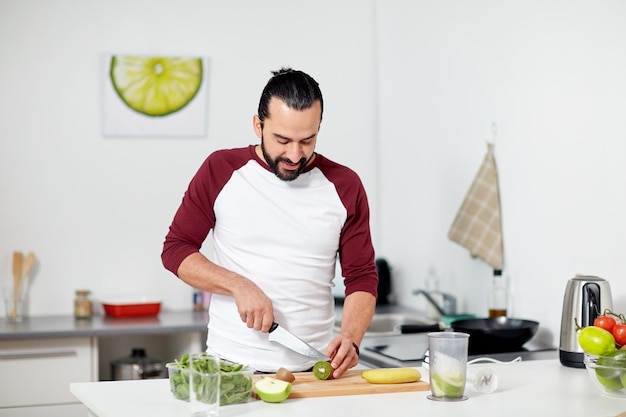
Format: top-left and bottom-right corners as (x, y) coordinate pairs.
(361, 367), (422, 384)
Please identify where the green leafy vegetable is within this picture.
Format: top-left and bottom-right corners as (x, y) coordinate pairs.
(167, 353), (252, 405)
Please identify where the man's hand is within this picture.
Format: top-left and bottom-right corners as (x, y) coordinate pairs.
(177, 252), (275, 332)
(232, 280), (274, 332)
(329, 291), (376, 378)
(325, 335), (360, 379)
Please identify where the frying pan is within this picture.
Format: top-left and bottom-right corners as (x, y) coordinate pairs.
(450, 317), (539, 354)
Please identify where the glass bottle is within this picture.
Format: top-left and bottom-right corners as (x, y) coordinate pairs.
(488, 269), (507, 317)
(74, 289), (93, 319)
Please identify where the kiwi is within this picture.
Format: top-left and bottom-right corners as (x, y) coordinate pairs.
(312, 360), (334, 380)
(275, 367), (296, 383)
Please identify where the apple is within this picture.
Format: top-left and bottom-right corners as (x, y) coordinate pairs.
(254, 376), (292, 403)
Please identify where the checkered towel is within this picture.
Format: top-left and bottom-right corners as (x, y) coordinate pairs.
(448, 143), (503, 269)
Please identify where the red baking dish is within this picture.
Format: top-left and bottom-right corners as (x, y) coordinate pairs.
(101, 297), (162, 318)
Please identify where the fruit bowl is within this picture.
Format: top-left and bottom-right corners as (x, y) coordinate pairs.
(583, 352), (626, 398)
(166, 360), (253, 405)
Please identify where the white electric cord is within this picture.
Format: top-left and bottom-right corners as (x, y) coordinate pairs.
(423, 352), (522, 394)
(467, 356), (522, 393)
(467, 356), (523, 365)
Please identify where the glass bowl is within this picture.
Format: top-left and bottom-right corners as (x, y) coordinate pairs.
(583, 352), (626, 398)
(166, 360), (253, 405)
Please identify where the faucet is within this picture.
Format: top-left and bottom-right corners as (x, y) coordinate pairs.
(412, 289), (457, 318)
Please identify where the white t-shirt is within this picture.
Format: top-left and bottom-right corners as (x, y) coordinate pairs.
(162, 145), (377, 371)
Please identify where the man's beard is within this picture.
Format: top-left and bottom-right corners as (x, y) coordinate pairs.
(261, 139), (309, 181)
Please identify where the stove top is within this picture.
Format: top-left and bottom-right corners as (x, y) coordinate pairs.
(365, 341), (428, 362)
(362, 336), (556, 367)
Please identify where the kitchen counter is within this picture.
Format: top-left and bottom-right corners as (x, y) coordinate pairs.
(337, 303), (557, 369)
(1, 311), (209, 416)
(71, 359), (626, 417)
(0, 310), (209, 340)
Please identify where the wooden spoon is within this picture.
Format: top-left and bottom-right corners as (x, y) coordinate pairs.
(10, 251), (23, 319)
(21, 252), (36, 279)
(18, 252), (36, 304)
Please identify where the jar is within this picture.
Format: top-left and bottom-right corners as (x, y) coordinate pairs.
(74, 289), (93, 319)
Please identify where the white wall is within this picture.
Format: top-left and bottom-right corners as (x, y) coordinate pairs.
(377, 0), (626, 347)
(2, 0), (626, 348)
(0, 0), (378, 313)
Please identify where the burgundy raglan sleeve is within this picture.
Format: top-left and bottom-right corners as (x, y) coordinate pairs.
(331, 166), (378, 298)
(161, 149), (242, 276)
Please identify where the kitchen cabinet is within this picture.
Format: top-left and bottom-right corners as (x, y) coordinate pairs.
(0, 337), (94, 417)
(0, 404), (87, 417)
(0, 311), (208, 416)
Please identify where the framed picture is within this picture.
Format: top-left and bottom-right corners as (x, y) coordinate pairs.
(102, 54), (209, 137)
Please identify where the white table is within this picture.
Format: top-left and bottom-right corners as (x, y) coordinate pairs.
(71, 359), (626, 417)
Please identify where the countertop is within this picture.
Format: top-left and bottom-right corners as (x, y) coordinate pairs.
(0, 310), (209, 341)
(70, 359), (626, 417)
(337, 303), (557, 368)
(1, 305), (555, 368)
(357, 332), (557, 368)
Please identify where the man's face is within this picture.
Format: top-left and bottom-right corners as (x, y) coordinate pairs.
(254, 98), (322, 181)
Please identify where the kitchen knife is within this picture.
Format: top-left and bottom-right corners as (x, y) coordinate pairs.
(268, 322), (330, 361)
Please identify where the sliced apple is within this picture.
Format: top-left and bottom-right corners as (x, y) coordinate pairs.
(255, 376), (292, 403)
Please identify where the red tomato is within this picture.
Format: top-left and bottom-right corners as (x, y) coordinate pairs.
(612, 323), (626, 346)
(594, 315), (617, 333)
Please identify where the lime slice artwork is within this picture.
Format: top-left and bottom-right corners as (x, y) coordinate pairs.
(109, 56), (203, 117)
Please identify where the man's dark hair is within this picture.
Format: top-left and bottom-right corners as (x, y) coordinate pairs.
(257, 67), (324, 124)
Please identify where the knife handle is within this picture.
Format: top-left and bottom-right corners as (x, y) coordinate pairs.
(399, 323), (442, 334)
(269, 322), (279, 333)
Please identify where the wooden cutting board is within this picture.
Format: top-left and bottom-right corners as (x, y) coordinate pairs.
(252, 368), (429, 398)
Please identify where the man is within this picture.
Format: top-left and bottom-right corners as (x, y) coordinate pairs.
(161, 68), (378, 378)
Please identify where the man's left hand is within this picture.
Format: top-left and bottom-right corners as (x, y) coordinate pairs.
(325, 335), (360, 379)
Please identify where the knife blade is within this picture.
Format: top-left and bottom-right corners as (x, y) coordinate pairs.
(268, 322), (330, 361)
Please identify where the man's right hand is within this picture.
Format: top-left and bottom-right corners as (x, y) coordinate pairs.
(232, 279), (275, 332)
(177, 252), (275, 332)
